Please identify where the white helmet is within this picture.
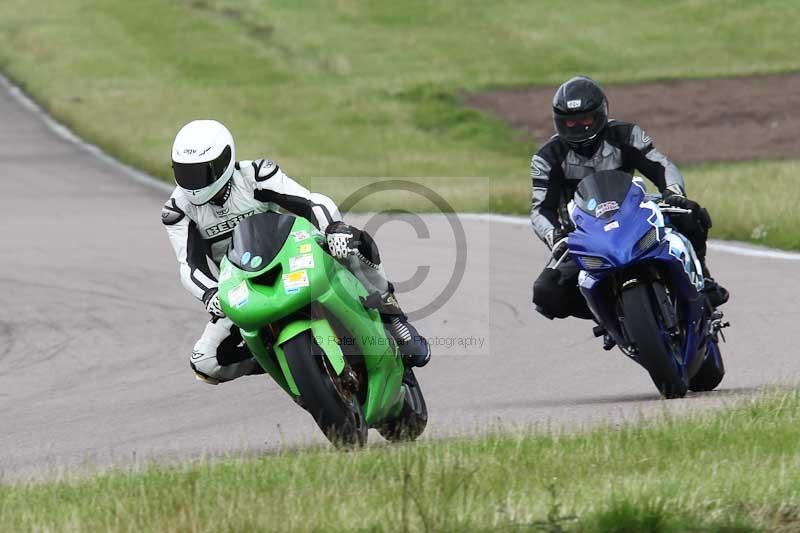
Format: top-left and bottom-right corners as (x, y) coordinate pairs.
(171, 119), (236, 205)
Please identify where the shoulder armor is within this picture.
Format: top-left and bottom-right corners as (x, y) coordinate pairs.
(161, 198), (186, 226)
(605, 120), (643, 148)
(254, 159), (280, 181)
(628, 124), (653, 150)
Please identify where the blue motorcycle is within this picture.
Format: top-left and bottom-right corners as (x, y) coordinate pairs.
(559, 170), (728, 398)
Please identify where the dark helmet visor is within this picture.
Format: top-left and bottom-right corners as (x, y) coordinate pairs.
(554, 109), (606, 144)
(173, 145), (232, 190)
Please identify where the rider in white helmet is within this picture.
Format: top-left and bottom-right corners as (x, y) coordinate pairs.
(163, 120), (430, 385)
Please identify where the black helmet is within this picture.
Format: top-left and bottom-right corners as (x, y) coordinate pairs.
(552, 76), (608, 151)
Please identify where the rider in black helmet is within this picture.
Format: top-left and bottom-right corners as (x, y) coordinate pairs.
(552, 76), (609, 158)
(531, 76), (728, 322)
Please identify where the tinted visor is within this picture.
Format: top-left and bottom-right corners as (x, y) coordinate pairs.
(554, 110), (605, 144)
(173, 145), (232, 190)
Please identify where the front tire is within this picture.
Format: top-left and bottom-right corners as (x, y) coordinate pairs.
(282, 331), (367, 448)
(621, 283), (688, 399)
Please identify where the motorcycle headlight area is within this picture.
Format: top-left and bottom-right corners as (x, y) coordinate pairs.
(576, 255), (610, 270)
(637, 227), (661, 252)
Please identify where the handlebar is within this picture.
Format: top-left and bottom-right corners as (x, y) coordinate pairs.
(550, 237), (570, 269)
(657, 202), (693, 215)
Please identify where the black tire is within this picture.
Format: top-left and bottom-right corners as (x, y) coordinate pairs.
(377, 369), (428, 442)
(621, 283), (688, 399)
(282, 331), (367, 448)
(689, 340), (725, 392)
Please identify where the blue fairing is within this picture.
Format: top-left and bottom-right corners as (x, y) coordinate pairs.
(569, 180), (658, 268)
(569, 176), (709, 375)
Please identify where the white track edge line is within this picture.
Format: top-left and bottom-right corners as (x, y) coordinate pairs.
(3, 73), (797, 262)
(0, 73), (173, 194)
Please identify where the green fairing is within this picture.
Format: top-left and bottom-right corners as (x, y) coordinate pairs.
(271, 319), (344, 396)
(218, 216), (405, 425)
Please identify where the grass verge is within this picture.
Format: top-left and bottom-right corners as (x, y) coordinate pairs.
(0, 0), (798, 249)
(3, 389), (800, 531)
(486, 159), (800, 251)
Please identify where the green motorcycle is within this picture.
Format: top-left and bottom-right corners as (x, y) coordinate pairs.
(217, 212), (427, 447)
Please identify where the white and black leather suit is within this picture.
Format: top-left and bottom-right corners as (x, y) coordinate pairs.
(161, 159), (391, 382)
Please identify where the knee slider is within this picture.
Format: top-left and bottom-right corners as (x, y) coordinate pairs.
(190, 350), (223, 380)
(533, 269), (560, 306)
(215, 329), (251, 366)
(533, 271), (571, 319)
(190, 350), (258, 383)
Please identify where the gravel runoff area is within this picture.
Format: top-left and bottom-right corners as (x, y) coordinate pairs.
(466, 73), (800, 164)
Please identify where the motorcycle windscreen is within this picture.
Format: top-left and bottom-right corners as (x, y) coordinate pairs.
(227, 212), (296, 271)
(574, 170), (634, 219)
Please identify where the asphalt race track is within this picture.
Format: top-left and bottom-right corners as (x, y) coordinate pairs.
(1, 80), (798, 482)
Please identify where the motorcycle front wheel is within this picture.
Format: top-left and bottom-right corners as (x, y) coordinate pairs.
(621, 282), (688, 399)
(283, 331), (367, 448)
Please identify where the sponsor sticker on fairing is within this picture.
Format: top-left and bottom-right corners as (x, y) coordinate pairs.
(228, 281), (249, 308)
(289, 254), (314, 271)
(218, 263), (232, 282)
(291, 230), (310, 242)
(298, 243), (312, 254)
(595, 201), (619, 217)
(604, 221), (620, 232)
(283, 270), (310, 294)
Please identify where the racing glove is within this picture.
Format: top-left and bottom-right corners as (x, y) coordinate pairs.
(662, 192), (690, 209)
(661, 191), (712, 230)
(546, 228), (569, 260)
(202, 288), (225, 318)
(325, 221), (360, 259)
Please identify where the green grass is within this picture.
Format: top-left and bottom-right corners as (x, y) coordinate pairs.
(1, 1), (799, 248)
(4, 389), (800, 531)
(688, 160), (800, 250)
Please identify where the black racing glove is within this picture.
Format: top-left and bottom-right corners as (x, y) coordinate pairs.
(662, 192), (689, 209)
(202, 288), (225, 318)
(661, 192), (712, 229)
(546, 228), (570, 260)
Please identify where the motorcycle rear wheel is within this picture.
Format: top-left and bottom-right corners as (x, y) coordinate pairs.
(621, 283), (688, 399)
(283, 331), (367, 448)
(377, 369), (428, 442)
(689, 339), (725, 392)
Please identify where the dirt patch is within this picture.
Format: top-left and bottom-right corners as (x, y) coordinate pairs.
(466, 73), (800, 164)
